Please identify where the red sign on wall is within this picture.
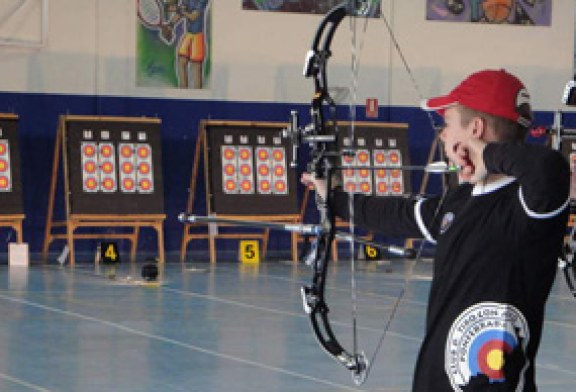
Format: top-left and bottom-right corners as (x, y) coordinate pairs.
(366, 98), (379, 118)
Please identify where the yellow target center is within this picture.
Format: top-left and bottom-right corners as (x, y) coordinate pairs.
(487, 349), (505, 370)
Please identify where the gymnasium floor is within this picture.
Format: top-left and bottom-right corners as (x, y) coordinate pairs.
(0, 255), (574, 392)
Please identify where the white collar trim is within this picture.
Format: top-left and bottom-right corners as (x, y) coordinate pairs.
(471, 176), (516, 196)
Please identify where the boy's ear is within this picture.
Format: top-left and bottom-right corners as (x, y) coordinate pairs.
(471, 117), (486, 139)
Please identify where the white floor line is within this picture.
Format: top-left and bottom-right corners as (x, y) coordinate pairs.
(0, 293), (365, 392)
(161, 286), (422, 342)
(0, 373), (53, 392)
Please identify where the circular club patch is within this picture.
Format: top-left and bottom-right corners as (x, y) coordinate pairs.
(445, 302), (529, 391)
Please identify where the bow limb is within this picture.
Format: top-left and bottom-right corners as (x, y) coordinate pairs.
(301, 170), (369, 386)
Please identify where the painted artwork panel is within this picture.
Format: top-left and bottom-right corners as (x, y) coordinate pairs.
(242, 0), (381, 17)
(426, 0), (551, 25)
(137, 0), (212, 89)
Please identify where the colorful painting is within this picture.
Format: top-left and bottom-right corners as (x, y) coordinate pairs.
(426, 0), (551, 25)
(242, 0), (381, 17)
(137, 0), (212, 89)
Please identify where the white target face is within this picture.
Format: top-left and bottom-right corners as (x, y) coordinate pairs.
(220, 145), (256, 195)
(341, 148), (372, 195)
(221, 144), (290, 196)
(0, 140), (13, 192)
(340, 148), (405, 195)
(80, 141), (155, 194)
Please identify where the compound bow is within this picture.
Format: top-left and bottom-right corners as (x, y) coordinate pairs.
(180, 0), (452, 385)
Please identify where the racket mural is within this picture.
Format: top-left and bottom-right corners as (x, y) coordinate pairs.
(181, 120), (301, 263)
(0, 114), (24, 243)
(43, 116), (166, 266)
(137, 0), (176, 44)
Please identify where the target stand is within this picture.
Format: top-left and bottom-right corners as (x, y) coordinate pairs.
(43, 115), (166, 266)
(180, 120), (301, 263)
(0, 114), (25, 244)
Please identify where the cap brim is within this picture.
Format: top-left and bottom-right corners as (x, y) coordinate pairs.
(420, 96), (458, 111)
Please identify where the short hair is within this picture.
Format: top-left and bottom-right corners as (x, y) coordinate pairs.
(457, 104), (528, 142)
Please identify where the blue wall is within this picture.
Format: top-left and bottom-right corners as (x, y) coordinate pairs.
(0, 92), (564, 259)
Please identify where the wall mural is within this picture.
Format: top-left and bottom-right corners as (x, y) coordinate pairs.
(426, 0), (551, 25)
(242, 0), (381, 17)
(137, 0), (212, 89)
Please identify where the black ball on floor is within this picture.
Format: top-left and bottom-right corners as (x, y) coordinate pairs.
(141, 263), (159, 281)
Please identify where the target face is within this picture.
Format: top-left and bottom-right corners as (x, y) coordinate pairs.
(374, 149), (404, 195)
(0, 116), (23, 213)
(221, 145), (290, 196)
(221, 145), (254, 194)
(0, 140), (12, 192)
(337, 124), (410, 196)
(80, 142), (118, 193)
(341, 148), (372, 195)
(340, 147), (407, 196)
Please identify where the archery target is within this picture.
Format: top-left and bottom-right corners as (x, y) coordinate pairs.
(221, 145), (238, 194)
(0, 140), (12, 192)
(221, 145), (290, 196)
(64, 117), (164, 215)
(387, 150), (404, 195)
(337, 122), (410, 197)
(340, 148), (406, 195)
(0, 115), (23, 214)
(373, 149), (404, 196)
(271, 147), (288, 195)
(99, 142), (117, 192)
(81, 142), (100, 192)
(220, 145), (255, 194)
(342, 154), (357, 193)
(205, 122), (300, 215)
(136, 144), (155, 193)
(238, 146), (254, 194)
(119, 143), (137, 193)
(341, 149), (372, 195)
(256, 147), (272, 194)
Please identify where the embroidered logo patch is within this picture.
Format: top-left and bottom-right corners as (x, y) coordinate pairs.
(445, 302), (530, 391)
(440, 212), (455, 234)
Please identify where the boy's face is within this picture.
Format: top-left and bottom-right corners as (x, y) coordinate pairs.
(439, 106), (477, 181)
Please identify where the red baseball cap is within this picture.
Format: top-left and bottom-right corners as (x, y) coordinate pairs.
(421, 69), (532, 127)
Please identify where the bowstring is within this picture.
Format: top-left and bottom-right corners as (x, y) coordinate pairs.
(346, 5), (370, 363)
(345, 0), (448, 377)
